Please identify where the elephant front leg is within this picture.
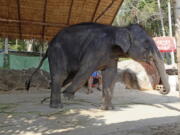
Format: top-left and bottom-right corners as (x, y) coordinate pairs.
(48, 47), (68, 108)
(63, 69), (95, 99)
(101, 62), (117, 110)
(63, 54), (100, 99)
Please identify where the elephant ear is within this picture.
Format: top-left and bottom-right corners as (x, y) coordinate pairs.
(114, 28), (132, 53)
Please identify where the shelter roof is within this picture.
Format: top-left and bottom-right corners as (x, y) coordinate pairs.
(0, 0), (124, 41)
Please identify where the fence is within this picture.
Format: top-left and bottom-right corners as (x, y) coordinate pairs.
(0, 53), (49, 72)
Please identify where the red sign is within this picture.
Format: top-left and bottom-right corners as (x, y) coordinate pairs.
(153, 37), (176, 52)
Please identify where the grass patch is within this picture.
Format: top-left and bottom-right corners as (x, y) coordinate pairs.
(119, 58), (131, 61)
(0, 103), (17, 112)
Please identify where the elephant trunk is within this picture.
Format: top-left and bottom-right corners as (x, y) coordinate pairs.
(152, 45), (170, 95)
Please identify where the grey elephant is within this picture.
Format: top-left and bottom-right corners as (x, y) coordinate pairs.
(26, 22), (170, 110)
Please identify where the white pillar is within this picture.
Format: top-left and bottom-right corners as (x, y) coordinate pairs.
(174, 0), (180, 94)
(4, 38), (8, 54)
(157, 0), (166, 36)
(168, 0), (175, 65)
(3, 38), (9, 69)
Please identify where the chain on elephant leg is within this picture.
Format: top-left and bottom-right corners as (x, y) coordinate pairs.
(63, 85), (76, 100)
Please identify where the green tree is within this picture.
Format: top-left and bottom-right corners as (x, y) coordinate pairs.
(113, 0), (173, 37)
(9, 39), (27, 51)
(0, 38), (4, 50)
(0, 38), (47, 53)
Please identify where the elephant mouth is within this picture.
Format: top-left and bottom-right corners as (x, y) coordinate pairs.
(137, 59), (170, 95)
(139, 60), (160, 88)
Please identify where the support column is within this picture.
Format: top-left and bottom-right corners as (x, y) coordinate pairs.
(168, 0), (175, 65)
(3, 38), (10, 69)
(174, 0), (180, 94)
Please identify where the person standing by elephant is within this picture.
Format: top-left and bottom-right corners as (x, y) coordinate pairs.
(87, 71), (103, 94)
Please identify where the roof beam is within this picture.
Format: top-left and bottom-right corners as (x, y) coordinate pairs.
(17, 0), (22, 39)
(91, 0), (101, 22)
(0, 32), (52, 40)
(67, 0), (74, 24)
(94, 0), (115, 22)
(111, 0), (124, 24)
(42, 0), (48, 41)
(0, 18), (67, 27)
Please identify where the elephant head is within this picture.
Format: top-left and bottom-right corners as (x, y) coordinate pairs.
(114, 24), (170, 94)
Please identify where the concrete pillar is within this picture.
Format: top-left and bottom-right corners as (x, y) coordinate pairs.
(174, 0), (180, 94)
(3, 38), (9, 69)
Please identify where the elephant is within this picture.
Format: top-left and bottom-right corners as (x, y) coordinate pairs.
(26, 22), (170, 110)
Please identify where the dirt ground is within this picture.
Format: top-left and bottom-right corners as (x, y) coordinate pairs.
(0, 80), (180, 135)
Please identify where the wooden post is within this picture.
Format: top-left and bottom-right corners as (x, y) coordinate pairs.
(157, 0), (172, 64)
(3, 38), (10, 69)
(157, 0), (166, 36)
(174, 0), (180, 94)
(168, 0), (175, 65)
(26, 40), (33, 52)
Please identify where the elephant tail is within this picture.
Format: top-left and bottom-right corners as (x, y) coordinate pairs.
(25, 50), (48, 91)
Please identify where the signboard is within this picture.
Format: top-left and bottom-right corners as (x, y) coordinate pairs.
(153, 37), (176, 52)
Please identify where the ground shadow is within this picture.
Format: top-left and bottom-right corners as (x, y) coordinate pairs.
(59, 115), (180, 135)
(0, 82), (180, 135)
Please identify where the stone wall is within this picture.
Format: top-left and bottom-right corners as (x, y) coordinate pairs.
(0, 68), (50, 91)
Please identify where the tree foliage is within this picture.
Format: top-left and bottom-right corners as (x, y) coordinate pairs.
(0, 38), (47, 53)
(113, 0), (174, 37)
(0, 39), (27, 51)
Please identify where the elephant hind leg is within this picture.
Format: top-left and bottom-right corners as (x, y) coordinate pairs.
(48, 51), (68, 108)
(49, 72), (67, 108)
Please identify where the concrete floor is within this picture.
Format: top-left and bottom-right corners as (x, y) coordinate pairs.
(0, 80), (180, 135)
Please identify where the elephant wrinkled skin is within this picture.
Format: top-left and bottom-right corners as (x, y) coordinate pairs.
(26, 22), (170, 110)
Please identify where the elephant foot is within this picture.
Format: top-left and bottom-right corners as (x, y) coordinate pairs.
(97, 85), (103, 91)
(50, 103), (63, 108)
(87, 88), (93, 94)
(100, 104), (114, 110)
(63, 91), (75, 100)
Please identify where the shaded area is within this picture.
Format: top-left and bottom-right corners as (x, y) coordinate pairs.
(59, 116), (180, 135)
(0, 82), (180, 135)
